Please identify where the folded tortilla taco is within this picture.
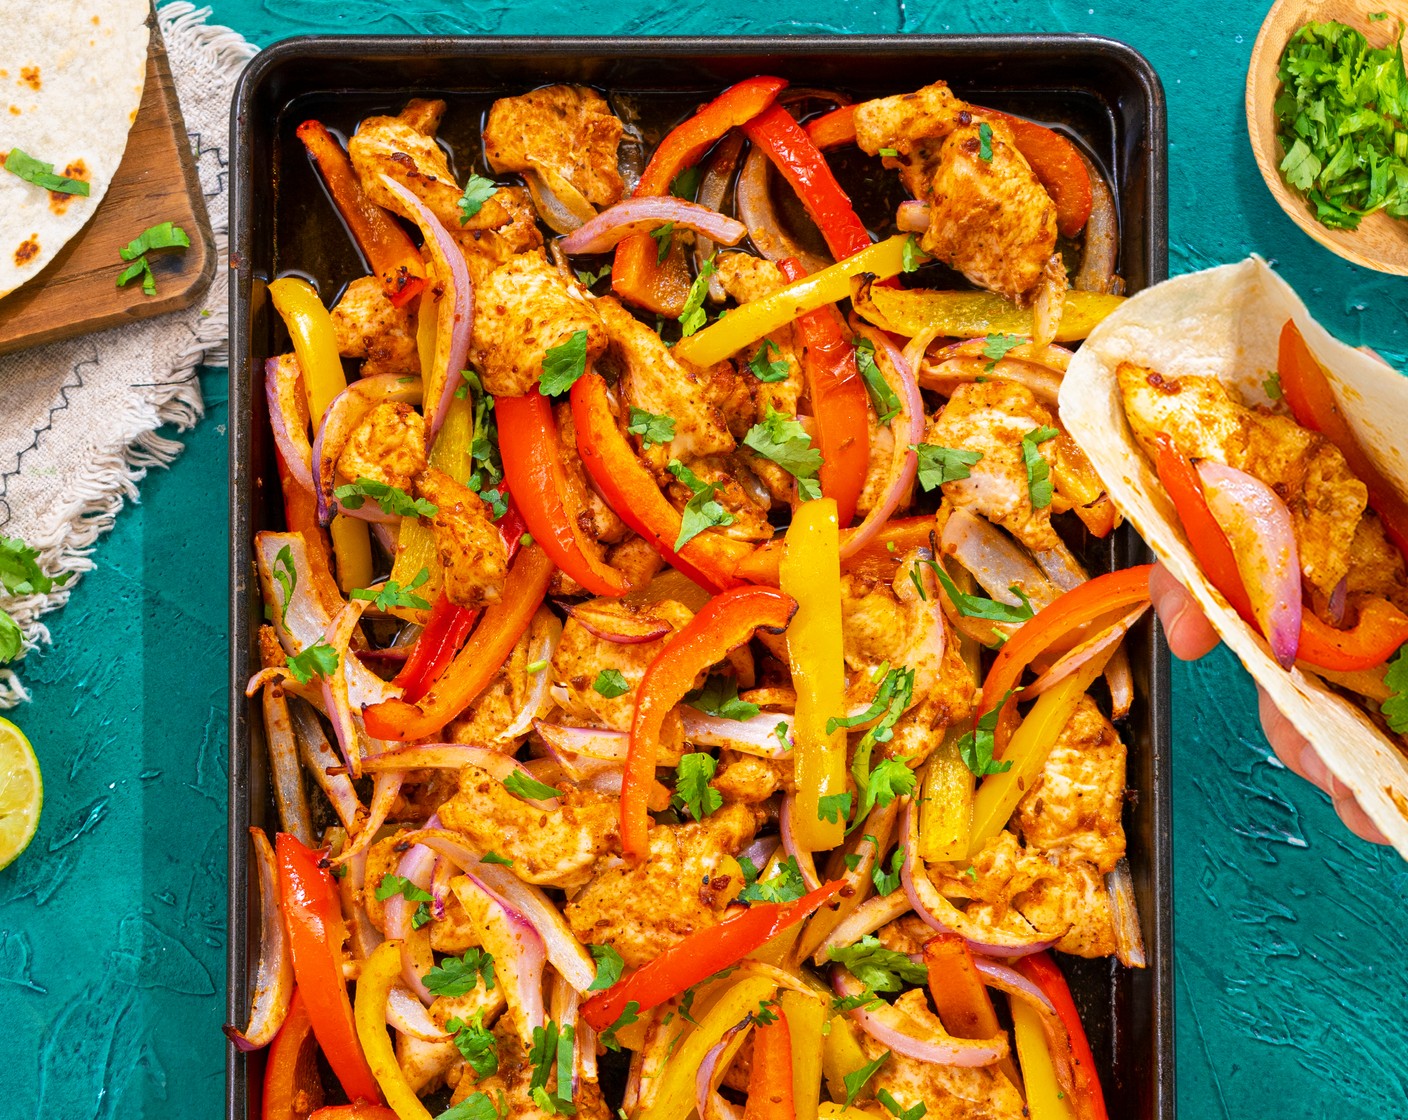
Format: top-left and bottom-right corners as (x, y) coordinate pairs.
(1061, 257), (1408, 858)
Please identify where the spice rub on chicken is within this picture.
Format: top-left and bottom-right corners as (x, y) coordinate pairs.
(483, 85), (626, 211)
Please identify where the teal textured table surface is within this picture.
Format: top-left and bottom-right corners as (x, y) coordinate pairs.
(5, 1), (1408, 1117)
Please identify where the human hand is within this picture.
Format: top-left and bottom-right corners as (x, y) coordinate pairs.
(1148, 563), (1388, 845)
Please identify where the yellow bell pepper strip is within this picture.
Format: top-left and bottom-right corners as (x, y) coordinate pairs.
(621, 585), (797, 858)
(820, 1012), (871, 1105)
(781, 499), (849, 851)
(918, 728), (975, 863)
(268, 276), (373, 591)
(639, 975), (778, 1120)
(1012, 994), (1075, 1120)
(353, 941), (434, 1120)
(855, 283), (1124, 344)
(818, 1107), (878, 1120)
(968, 646), (1115, 856)
(673, 236), (910, 369)
(1016, 952), (1109, 1120)
(779, 990), (825, 1120)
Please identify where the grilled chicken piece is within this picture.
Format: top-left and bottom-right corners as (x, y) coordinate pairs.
(336, 401), (427, 494)
(415, 467), (507, 609)
(862, 1026), (1024, 1120)
(1346, 512), (1408, 611)
(854, 81), (1057, 302)
(449, 1029), (612, 1120)
(330, 275), (420, 376)
(483, 85), (625, 208)
(1117, 361), (1368, 598)
(923, 379), (1063, 552)
(469, 253), (608, 398)
(664, 455), (777, 543)
(712, 751), (784, 804)
(448, 607), (559, 746)
(396, 1033), (461, 1096)
(556, 399), (629, 545)
(595, 295), (735, 467)
(549, 598), (694, 736)
(436, 763), (618, 890)
(564, 802), (764, 967)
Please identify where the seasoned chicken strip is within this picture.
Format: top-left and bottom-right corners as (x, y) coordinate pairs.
(449, 607), (558, 746)
(483, 85), (625, 208)
(337, 401), (426, 494)
(415, 467), (508, 609)
(470, 253), (608, 398)
(330, 275), (420, 376)
(1117, 361), (1368, 598)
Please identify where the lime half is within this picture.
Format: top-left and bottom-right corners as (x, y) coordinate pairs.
(0, 718), (42, 871)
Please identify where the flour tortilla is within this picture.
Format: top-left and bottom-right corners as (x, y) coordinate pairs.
(1060, 257), (1408, 858)
(0, 0), (150, 299)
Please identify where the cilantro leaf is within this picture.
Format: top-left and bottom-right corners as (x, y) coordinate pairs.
(374, 874), (434, 903)
(667, 459), (734, 549)
(832, 988), (881, 1013)
(981, 333), (1026, 371)
(117, 256), (156, 296)
(540, 329), (590, 396)
(872, 844), (904, 896)
(3, 148), (90, 194)
(742, 405), (824, 500)
(448, 1012), (498, 1078)
(818, 792), (853, 825)
(878, 1088), (927, 1120)
(120, 221), (190, 261)
(679, 257), (717, 336)
(752, 999), (780, 1026)
(829, 935), (928, 992)
(844, 1049), (892, 1106)
(685, 674), (759, 720)
(1020, 426), (1059, 509)
(674, 752), (722, 821)
(670, 166), (702, 200)
(859, 756), (917, 820)
(439, 1091), (506, 1120)
(738, 855), (807, 904)
(460, 370), (504, 493)
(502, 771), (564, 801)
(351, 567), (431, 612)
(457, 174), (499, 223)
(1382, 645), (1408, 733)
(911, 443), (983, 490)
(528, 1020), (575, 1114)
(334, 477), (437, 518)
(929, 561), (1036, 624)
(575, 264), (611, 289)
(748, 338), (791, 383)
(855, 337), (901, 425)
(627, 407), (676, 449)
(901, 234), (925, 272)
(1263, 371), (1284, 400)
(0, 611), (22, 664)
(286, 639), (338, 684)
(272, 545), (297, 624)
(587, 944), (625, 991)
(957, 691), (1018, 777)
(412, 901), (433, 929)
(592, 668), (629, 698)
(977, 121), (993, 162)
(425, 948), (496, 996)
(599, 1000), (640, 1052)
(481, 851), (514, 867)
(651, 221), (675, 264)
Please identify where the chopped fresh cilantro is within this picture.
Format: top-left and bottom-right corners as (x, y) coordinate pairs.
(457, 174), (499, 223)
(599, 1000), (640, 1052)
(459, 370), (504, 494)
(878, 146), (900, 157)
(374, 874), (434, 903)
(448, 1011), (498, 1078)
(818, 791), (853, 825)
(843, 851), (863, 872)
(878, 1088), (927, 1120)
(679, 256), (717, 336)
(752, 999), (780, 1026)
(334, 477), (437, 518)
(977, 121), (994, 162)
(857, 756), (917, 822)
(962, 865), (979, 881)
(872, 844), (904, 896)
(670, 166), (702, 200)
(685, 673), (759, 720)
(1263, 371), (1284, 400)
(775, 721), (792, 750)
(2, 148), (90, 195)
(627, 407), (676, 449)
(981, 333), (1026, 370)
(1020, 425), (1059, 509)
(424, 948), (496, 996)
(679, 965), (740, 1024)
(575, 263), (611, 289)
(527, 1020), (575, 1115)
(526, 659), (549, 674)
(832, 988), (880, 1013)
(855, 337), (901, 424)
(738, 855), (807, 904)
(929, 561), (1036, 624)
(411, 902), (433, 929)
(286, 639), (338, 684)
(1381, 645), (1408, 732)
(829, 935), (928, 992)
(674, 752), (723, 821)
(742, 405), (824, 500)
(121, 221), (190, 260)
(748, 338), (791, 383)
(272, 544), (297, 624)
(844, 1049), (892, 1106)
(666, 458), (734, 549)
(901, 234), (925, 272)
(438, 1091), (506, 1120)
(350, 567), (431, 612)
(502, 770), (564, 802)
(911, 443), (983, 490)
(650, 221), (675, 264)
(540, 329), (590, 396)
(592, 668), (629, 698)
(957, 691), (1018, 777)
(587, 944), (625, 991)
(479, 487), (508, 519)
(481, 851), (514, 867)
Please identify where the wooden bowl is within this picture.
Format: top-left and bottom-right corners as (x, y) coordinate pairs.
(1246, 0), (1408, 274)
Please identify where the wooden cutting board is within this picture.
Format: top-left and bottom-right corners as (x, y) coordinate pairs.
(0, 18), (215, 355)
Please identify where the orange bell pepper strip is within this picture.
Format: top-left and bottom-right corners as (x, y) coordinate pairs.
(621, 586), (797, 858)
(570, 370), (751, 591)
(309, 1107), (401, 1120)
(497, 390), (629, 598)
(1279, 319), (1408, 558)
(1156, 433), (1408, 671)
(275, 835), (382, 1106)
(1015, 952), (1110, 1120)
(744, 106), (872, 262)
(296, 121), (426, 308)
(744, 1008), (797, 1120)
(261, 988), (326, 1120)
(805, 104), (860, 151)
(363, 543), (554, 740)
(778, 257), (870, 526)
(922, 934), (1021, 1089)
(980, 565), (1153, 753)
(581, 879), (843, 1031)
(613, 75), (788, 316)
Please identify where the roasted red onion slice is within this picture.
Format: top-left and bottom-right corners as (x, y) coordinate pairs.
(695, 130), (746, 302)
(815, 889), (911, 964)
(360, 744), (560, 811)
(384, 824), (440, 1005)
(737, 142), (830, 274)
(779, 794), (823, 891)
(831, 966), (1008, 1066)
(680, 709), (794, 758)
(695, 1022), (752, 1120)
(552, 971), (597, 1089)
(565, 600), (673, 644)
(796, 800), (900, 964)
(337, 840), (384, 963)
(1105, 857), (1147, 969)
(262, 684), (314, 846)
(379, 174), (473, 443)
(224, 828), (293, 1051)
(525, 166), (596, 235)
(496, 613), (563, 744)
(534, 723), (629, 763)
(559, 197), (747, 256)
(265, 356), (314, 493)
(940, 509), (1063, 614)
(287, 697), (362, 832)
(312, 373), (424, 526)
(335, 767), (404, 867)
(1074, 150), (1118, 295)
(387, 985), (451, 1041)
(972, 957), (1076, 1099)
(319, 598), (371, 777)
(896, 200), (930, 233)
(451, 875), (548, 1041)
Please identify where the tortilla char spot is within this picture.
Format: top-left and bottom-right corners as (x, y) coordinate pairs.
(8, 106), (19, 116)
(1389, 786), (1408, 821)
(14, 236), (40, 266)
(92, 13), (100, 22)
(19, 67), (40, 92)
(47, 162), (89, 213)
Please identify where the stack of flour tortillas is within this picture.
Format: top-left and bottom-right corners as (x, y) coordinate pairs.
(1, 0), (150, 299)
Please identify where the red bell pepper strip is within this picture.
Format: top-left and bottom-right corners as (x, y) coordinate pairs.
(804, 105), (860, 151)
(570, 370), (751, 591)
(1156, 434), (1408, 672)
(614, 76), (788, 316)
(497, 390), (630, 598)
(275, 450), (346, 619)
(743, 105), (872, 262)
(275, 835), (382, 1106)
(295, 121), (426, 309)
(1279, 319), (1408, 558)
(392, 504), (528, 702)
(364, 543), (554, 740)
(309, 1107), (401, 1120)
(1015, 952), (1110, 1120)
(980, 565), (1154, 754)
(778, 257), (870, 526)
(261, 988), (326, 1120)
(622, 586), (797, 858)
(743, 1007), (797, 1120)
(580, 879), (843, 1031)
